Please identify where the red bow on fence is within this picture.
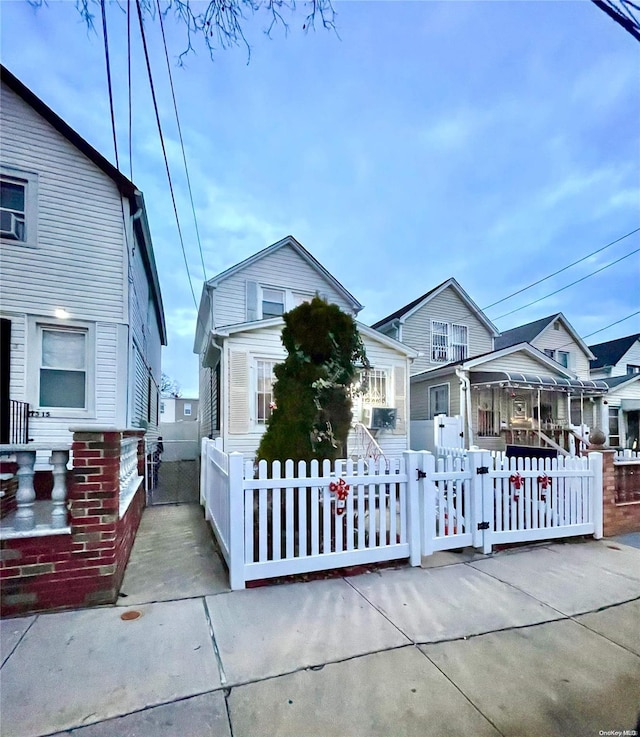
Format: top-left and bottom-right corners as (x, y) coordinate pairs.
(537, 474), (550, 499)
(329, 478), (350, 515)
(509, 473), (523, 501)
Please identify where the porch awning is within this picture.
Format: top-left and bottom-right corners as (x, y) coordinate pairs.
(469, 371), (608, 394)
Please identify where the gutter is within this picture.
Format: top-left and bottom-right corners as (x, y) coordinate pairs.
(456, 367), (473, 448)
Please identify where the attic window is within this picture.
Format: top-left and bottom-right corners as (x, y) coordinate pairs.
(553, 322), (560, 331)
(262, 288), (285, 319)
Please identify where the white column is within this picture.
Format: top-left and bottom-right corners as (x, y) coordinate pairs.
(14, 449), (37, 531)
(50, 449), (70, 529)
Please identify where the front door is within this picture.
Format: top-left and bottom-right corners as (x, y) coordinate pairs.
(627, 410), (639, 451)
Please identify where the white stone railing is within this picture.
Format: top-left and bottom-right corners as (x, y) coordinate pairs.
(0, 444), (71, 536)
(119, 437), (141, 514)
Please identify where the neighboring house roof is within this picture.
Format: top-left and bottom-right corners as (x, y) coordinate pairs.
(1, 64), (167, 345)
(370, 277), (499, 337)
(410, 342), (578, 382)
(495, 312), (594, 360)
(589, 333), (640, 369)
(601, 373), (640, 390)
(206, 235), (364, 313)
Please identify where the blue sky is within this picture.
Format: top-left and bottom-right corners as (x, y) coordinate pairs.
(2, 0), (638, 396)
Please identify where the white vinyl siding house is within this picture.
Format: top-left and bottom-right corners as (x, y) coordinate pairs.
(530, 319), (590, 379)
(194, 236), (416, 460)
(0, 67), (166, 449)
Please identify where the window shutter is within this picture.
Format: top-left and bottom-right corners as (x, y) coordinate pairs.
(393, 364), (406, 435)
(229, 351), (250, 434)
(246, 281), (258, 321)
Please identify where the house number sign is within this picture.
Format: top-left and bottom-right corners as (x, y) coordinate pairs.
(28, 411), (51, 418)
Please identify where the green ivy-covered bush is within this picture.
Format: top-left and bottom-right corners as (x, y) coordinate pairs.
(257, 297), (369, 463)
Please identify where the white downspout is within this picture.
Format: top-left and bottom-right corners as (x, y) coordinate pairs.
(456, 368), (473, 448)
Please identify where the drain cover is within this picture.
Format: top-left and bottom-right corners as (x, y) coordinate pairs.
(120, 610), (142, 621)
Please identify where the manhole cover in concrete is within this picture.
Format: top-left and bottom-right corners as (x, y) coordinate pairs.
(120, 610), (143, 621)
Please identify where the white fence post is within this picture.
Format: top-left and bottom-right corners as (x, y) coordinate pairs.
(421, 452), (437, 558)
(467, 449), (493, 554)
(228, 452), (246, 590)
(466, 450), (484, 550)
(589, 451), (603, 540)
(200, 438), (208, 511)
(404, 450), (421, 566)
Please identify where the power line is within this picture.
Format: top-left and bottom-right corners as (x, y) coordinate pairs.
(493, 248), (640, 320)
(576, 311), (640, 344)
(100, 0), (119, 171)
(135, 0), (198, 310)
(156, 0), (208, 283)
(483, 227), (640, 310)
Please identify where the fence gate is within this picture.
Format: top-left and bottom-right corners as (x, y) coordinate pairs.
(422, 450), (603, 556)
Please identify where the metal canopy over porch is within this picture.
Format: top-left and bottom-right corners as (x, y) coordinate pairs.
(469, 371), (608, 394)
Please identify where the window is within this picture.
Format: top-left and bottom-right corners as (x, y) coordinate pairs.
(256, 359), (277, 424)
(431, 321), (448, 362)
(544, 349), (555, 360)
(557, 351), (570, 368)
(361, 369), (387, 406)
(39, 328), (87, 408)
(429, 384), (449, 419)
(609, 408), (620, 447)
(431, 321), (468, 363)
(261, 288), (285, 319)
(0, 170), (37, 247)
(627, 365), (640, 375)
(160, 401), (165, 414)
(183, 402), (192, 416)
(1, 178), (26, 241)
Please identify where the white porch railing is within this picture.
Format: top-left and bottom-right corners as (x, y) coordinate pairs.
(0, 444), (70, 535)
(119, 438), (142, 515)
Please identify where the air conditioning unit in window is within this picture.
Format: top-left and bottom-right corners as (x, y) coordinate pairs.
(0, 211), (24, 240)
(364, 406), (397, 430)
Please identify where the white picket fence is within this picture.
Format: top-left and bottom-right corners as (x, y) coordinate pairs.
(201, 439), (421, 589)
(201, 439), (604, 589)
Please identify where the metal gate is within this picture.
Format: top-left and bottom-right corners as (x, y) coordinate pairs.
(144, 438), (199, 505)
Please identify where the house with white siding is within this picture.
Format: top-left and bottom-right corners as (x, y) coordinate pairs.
(193, 236), (416, 460)
(589, 333), (640, 449)
(373, 287), (607, 454)
(0, 66), (167, 452)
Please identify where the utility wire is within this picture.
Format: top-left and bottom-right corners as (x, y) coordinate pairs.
(135, 0), (198, 310)
(483, 227), (640, 310)
(127, 0), (133, 181)
(156, 0), (208, 283)
(493, 248), (640, 320)
(100, 0), (119, 170)
(556, 311), (640, 350)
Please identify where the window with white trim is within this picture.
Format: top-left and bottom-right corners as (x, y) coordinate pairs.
(261, 288), (285, 319)
(1, 170), (37, 247)
(431, 321), (468, 363)
(627, 364), (640, 375)
(160, 401), (165, 414)
(361, 369), (387, 406)
(39, 327), (87, 408)
(256, 359), (277, 424)
(183, 402), (192, 416)
(557, 350), (570, 368)
(609, 408), (620, 447)
(429, 383), (449, 419)
(544, 348), (555, 360)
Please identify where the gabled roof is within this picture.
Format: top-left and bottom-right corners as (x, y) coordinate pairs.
(589, 333), (640, 369)
(495, 313), (594, 360)
(1, 65), (167, 345)
(211, 316), (418, 358)
(371, 277), (499, 336)
(206, 235), (363, 313)
(602, 373), (640, 390)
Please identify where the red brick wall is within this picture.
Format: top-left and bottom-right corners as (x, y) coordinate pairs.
(601, 450), (640, 537)
(0, 429), (146, 617)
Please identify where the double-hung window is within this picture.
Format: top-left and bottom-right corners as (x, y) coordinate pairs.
(256, 359), (277, 424)
(1, 170), (37, 247)
(431, 321), (468, 363)
(261, 288), (285, 319)
(39, 328), (87, 408)
(362, 368), (387, 406)
(184, 402), (192, 416)
(429, 384), (449, 419)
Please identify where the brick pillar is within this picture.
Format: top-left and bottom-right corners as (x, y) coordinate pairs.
(594, 447), (618, 537)
(68, 429), (122, 605)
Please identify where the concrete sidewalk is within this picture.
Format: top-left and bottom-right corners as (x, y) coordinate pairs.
(1, 536), (639, 737)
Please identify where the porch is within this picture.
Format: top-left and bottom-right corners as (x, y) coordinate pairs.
(0, 428), (147, 616)
(470, 370), (608, 455)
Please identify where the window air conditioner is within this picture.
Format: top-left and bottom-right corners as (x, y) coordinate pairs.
(368, 407), (397, 430)
(0, 211), (24, 240)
